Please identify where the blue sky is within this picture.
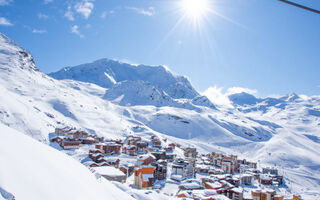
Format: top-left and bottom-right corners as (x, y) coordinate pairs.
(0, 0), (319, 96)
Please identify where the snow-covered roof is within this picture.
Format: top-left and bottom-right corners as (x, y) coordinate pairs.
(106, 157), (119, 162)
(204, 189), (217, 195)
(231, 187), (243, 193)
(180, 182), (202, 190)
(93, 166), (125, 177)
(171, 174), (185, 181)
(137, 154), (155, 160)
(206, 181), (222, 189)
(260, 174), (272, 180)
(211, 194), (231, 200)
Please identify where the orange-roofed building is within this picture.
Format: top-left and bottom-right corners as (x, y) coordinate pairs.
(177, 191), (192, 198)
(134, 167), (155, 189)
(293, 195), (303, 200)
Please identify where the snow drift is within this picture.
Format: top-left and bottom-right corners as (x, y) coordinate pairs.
(0, 123), (133, 200)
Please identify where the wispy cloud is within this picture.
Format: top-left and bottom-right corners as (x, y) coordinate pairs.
(32, 29), (47, 34)
(101, 11), (107, 19)
(44, 0), (53, 4)
(0, 0), (13, 6)
(126, 6), (155, 16)
(0, 17), (12, 26)
(38, 13), (49, 20)
(226, 87), (257, 95)
(71, 25), (83, 38)
(74, 1), (94, 19)
(202, 86), (258, 108)
(101, 10), (115, 19)
(202, 86), (233, 108)
(64, 6), (74, 21)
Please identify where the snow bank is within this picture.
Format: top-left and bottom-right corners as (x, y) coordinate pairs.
(0, 123), (133, 200)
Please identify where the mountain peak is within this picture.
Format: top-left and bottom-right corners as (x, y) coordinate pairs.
(49, 58), (199, 99)
(228, 92), (259, 106)
(0, 33), (37, 71)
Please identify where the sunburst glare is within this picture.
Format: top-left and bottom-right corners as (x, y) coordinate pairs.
(180, 0), (210, 20)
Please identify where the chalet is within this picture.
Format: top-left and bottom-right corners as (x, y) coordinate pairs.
(171, 158), (195, 177)
(196, 165), (210, 174)
(152, 137), (161, 146)
(134, 167), (155, 189)
(136, 141), (148, 154)
(111, 139), (124, 146)
(95, 142), (121, 154)
(89, 149), (104, 154)
(126, 136), (141, 145)
(204, 181), (225, 190)
(119, 165), (135, 176)
(55, 126), (74, 136)
(157, 159), (167, 166)
(152, 161), (167, 180)
(274, 195), (284, 200)
(93, 135), (104, 142)
(179, 182), (203, 190)
(262, 167), (278, 175)
(273, 175), (283, 185)
(151, 150), (166, 161)
(259, 174), (273, 185)
(221, 155), (239, 174)
(293, 195), (303, 200)
(168, 143), (176, 149)
(105, 157), (120, 168)
(81, 137), (97, 144)
(213, 157), (223, 167)
(71, 130), (88, 139)
(93, 166), (127, 182)
(177, 191), (193, 198)
(209, 169), (224, 175)
(136, 154), (156, 167)
(122, 145), (137, 156)
(247, 161), (257, 169)
(89, 153), (104, 163)
(228, 188), (243, 200)
(226, 176), (240, 187)
(183, 147), (197, 158)
(240, 174), (254, 185)
(221, 159), (235, 174)
(164, 146), (174, 152)
(170, 174), (186, 182)
(166, 153), (176, 161)
(50, 136), (64, 143)
(83, 161), (100, 168)
(60, 140), (81, 149)
(251, 189), (279, 200)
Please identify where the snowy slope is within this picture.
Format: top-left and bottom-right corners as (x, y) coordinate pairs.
(0, 32), (320, 199)
(0, 123), (134, 200)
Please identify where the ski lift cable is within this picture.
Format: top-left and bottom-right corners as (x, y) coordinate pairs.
(278, 0), (320, 14)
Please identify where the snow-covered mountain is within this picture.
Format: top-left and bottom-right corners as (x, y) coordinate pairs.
(0, 32), (320, 199)
(49, 58), (198, 99)
(49, 58), (217, 110)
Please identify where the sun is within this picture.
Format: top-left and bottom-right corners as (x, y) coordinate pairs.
(180, 0), (209, 20)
